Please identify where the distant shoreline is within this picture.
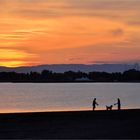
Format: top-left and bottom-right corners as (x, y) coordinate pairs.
(0, 109), (140, 139)
(0, 81), (140, 83)
(0, 69), (140, 83)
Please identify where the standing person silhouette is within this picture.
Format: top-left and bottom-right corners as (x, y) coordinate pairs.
(114, 98), (121, 110)
(92, 98), (99, 111)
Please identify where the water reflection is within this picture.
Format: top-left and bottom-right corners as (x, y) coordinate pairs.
(0, 83), (139, 113)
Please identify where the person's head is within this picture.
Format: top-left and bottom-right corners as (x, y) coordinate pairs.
(94, 98), (96, 100)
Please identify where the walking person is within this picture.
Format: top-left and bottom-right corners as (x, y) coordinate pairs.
(114, 98), (121, 110)
(92, 98), (99, 111)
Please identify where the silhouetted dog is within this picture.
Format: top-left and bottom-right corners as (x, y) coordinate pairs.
(106, 105), (113, 110)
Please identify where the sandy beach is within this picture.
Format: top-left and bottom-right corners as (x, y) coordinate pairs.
(0, 109), (140, 139)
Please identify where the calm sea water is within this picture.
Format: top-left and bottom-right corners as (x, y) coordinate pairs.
(0, 83), (140, 113)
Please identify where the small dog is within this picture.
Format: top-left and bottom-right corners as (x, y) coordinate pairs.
(106, 105), (113, 110)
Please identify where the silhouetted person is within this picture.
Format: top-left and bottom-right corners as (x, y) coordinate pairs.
(114, 98), (121, 110)
(92, 98), (99, 111)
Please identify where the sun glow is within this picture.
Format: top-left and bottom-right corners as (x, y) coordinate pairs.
(0, 61), (28, 67)
(0, 49), (37, 67)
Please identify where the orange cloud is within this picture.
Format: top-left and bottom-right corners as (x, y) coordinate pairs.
(0, 0), (140, 67)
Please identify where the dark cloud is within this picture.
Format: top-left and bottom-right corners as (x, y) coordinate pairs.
(127, 21), (140, 26)
(1, 0), (139, 20)
(13, 9), (60, 18)
(65, 0), (140, 11)
(88, 60), (120, 64)
(111, 28), (124, 37)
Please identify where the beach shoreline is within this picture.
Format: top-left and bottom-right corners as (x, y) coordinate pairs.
(0, 109), (140, 139)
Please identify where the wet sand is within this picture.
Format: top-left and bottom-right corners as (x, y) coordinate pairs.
(0, 109), (140, 139)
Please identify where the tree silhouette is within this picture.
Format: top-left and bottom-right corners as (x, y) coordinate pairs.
(0, 69), (140, 82)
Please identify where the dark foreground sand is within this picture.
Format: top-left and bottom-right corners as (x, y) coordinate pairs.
(0, 109), (140, 139)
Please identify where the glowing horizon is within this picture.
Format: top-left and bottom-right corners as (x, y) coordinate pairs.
(0, 0), (140, 67)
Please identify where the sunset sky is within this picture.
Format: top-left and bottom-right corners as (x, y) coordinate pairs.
(0, 0), (140, 67)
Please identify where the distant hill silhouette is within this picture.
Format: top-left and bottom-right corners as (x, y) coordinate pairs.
(0, 64), (138, 73)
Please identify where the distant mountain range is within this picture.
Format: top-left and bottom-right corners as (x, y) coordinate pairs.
(0, 64), (139, 73)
